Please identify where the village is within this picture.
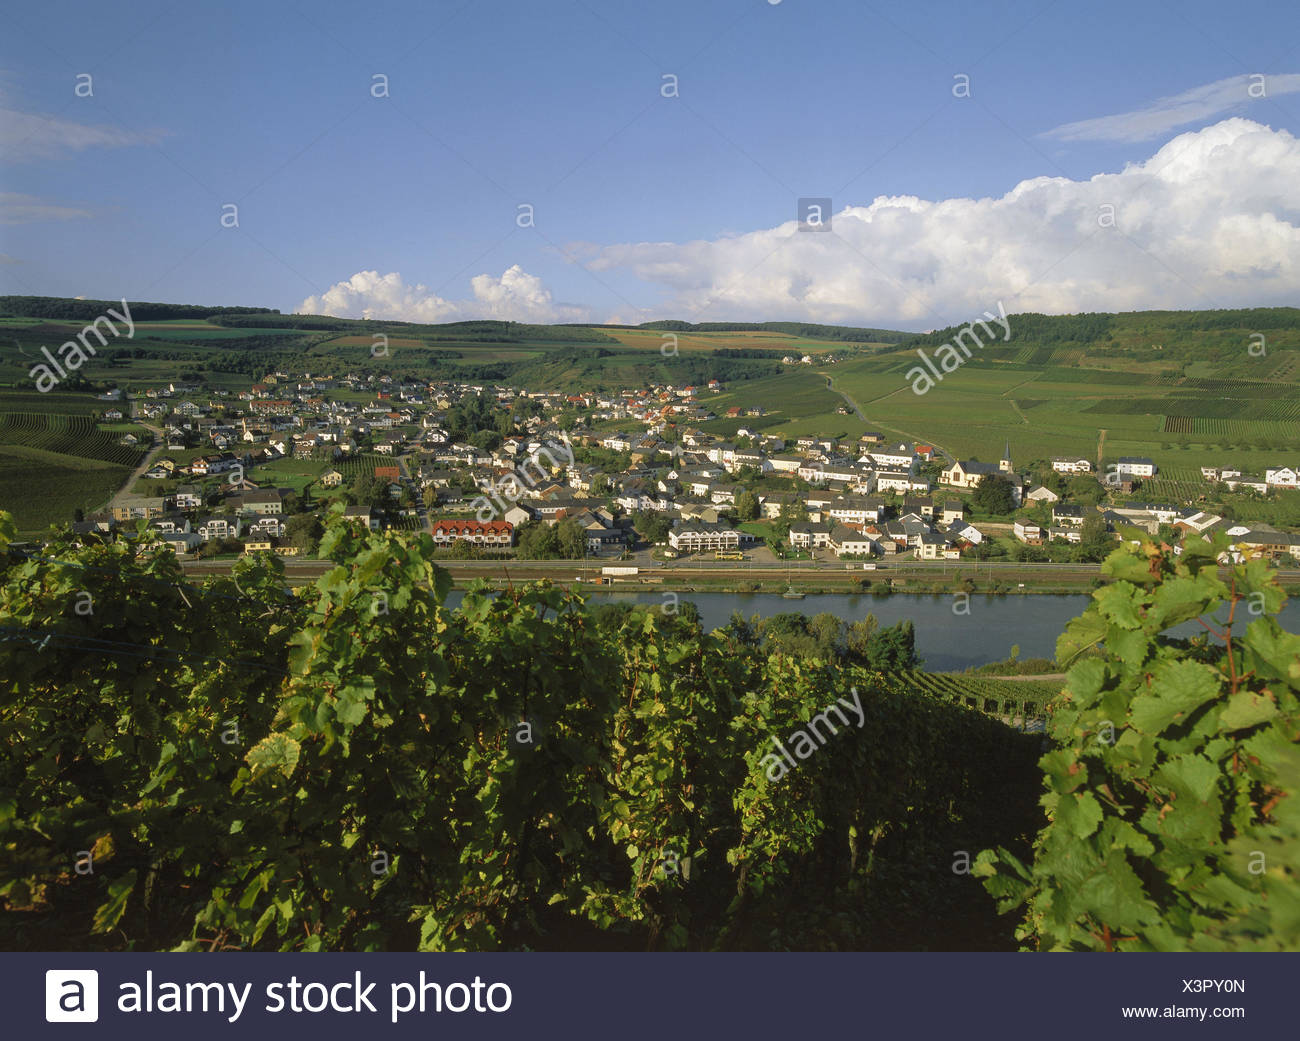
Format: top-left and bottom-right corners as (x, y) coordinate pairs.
(77, 370), (1300, 572)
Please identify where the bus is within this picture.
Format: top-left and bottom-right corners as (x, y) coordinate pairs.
(714, 550), (745, 561)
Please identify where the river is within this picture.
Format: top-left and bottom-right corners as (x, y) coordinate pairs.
(444, 590), (1300, 672)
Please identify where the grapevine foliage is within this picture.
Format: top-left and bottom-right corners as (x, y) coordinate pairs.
(976, 532), (1300, 950)
(14, 511), (1294, 950)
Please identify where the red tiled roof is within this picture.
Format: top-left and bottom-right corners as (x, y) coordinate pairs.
(432, 520), (513, 535)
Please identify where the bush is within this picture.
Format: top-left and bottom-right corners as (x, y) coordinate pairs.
(977, 534), (1299, 950)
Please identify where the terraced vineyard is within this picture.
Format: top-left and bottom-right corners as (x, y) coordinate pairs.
(894, 671), (1061, 724)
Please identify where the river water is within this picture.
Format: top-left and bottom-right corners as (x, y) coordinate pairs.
(445, 590), (1300, 672)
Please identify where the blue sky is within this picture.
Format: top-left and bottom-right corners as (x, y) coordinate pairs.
(3, 0), (1300, 329)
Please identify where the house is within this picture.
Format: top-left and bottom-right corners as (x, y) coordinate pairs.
(668, 522), (741, 553)
(916, 532), (949, 560)
(1013, 520), (1043, 544)
(103, 408), (124, 421)
(940, 459), (1004, 489)
(196, 516), (241, 541)
(947, 520), (984, 545)
(1221, 474), (1270, 494)
(230, 489), (285, 516)
(787, 522), (835, 549)
(502, 504), (534, 528)
(171, 485), (204, 510)
(1114, 457), (1157, 479)
(902, 496), (934, 519)
(874, 469), (929, 494)
(830, 525), (877, 558)
(246, 516), (286, 537)
(1025, 484), (1060, 504)
(1049, 527), (1083, 544)
(190, 452), (240, 476)
(110, 498), (166, 522)
(826, 496), (883, 526)
(868, 442), (916, 469)
(1231, 530), (1300, 561)
(431, 519), (514, 547)
(319, 469), (344, 488)
(1050, 457), (1093, 474)
(1052, 503), (1085, 526)
(157, 531), (203, 555)
(938, 501), (965, 526)
(343, 506), (382, 531)
(568, 511), (625, 552)
(1265, 466), (1299, 489)
(149, 516), (191, 535)
(677, 503), (721, 524)
(1173, 510), (1223, 536)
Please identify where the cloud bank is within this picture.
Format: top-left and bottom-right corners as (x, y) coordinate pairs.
(298, 265), (590, 324)
(587, 119), (1300, 326)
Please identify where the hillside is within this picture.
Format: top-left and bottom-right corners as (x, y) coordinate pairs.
(819, 307), (1300, 476)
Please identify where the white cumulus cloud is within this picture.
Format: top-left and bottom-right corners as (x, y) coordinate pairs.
(298, 265), (590, 324)
(588, 119), (1300, 326)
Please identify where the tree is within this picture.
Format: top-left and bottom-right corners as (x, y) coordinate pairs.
(1065, 473), (1105, 504)
(778, 499), (807, 526)
(808, 612), (844, 658)
(971, 474), (1016, 515)
(845, 615), (879, 660)
(633, 511), (671, 544)
(1078, 512), (1111, 559)
(285, 513), (323, 556)
(555, 518), (587, 559)
(735, 490), (760, 522)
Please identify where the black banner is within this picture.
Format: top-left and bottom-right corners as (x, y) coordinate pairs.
(15, 952), (1290, 1038)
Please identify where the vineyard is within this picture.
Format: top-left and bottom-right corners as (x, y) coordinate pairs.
(892, 671), (1060, 724)
(0, 413), (146, 531)
(0, 413), (146, 467)
(1139, 466), (1213, 503)
(335, 453), (390, 479)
